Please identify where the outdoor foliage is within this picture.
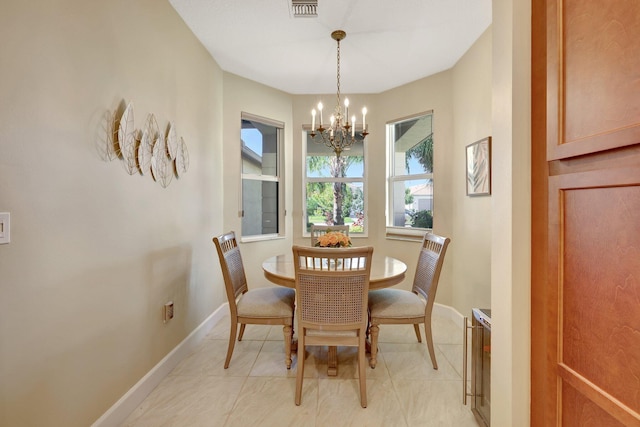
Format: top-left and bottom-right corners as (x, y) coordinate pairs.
(405, 132), (433, 173)
(308, 126), (433, 231)
(307, 155), (363, 226)
(411, 210), (433, 229)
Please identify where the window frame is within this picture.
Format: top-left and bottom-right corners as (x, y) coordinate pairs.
(240, 112), (285, 242)
(386, 111), (434, 240)
(302, 126), (368, 238)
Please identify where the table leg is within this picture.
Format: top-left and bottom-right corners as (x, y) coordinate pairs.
(327, 346), (338, 376)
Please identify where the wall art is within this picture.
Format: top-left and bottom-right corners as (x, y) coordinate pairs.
(102, 100), (190, 188)
(466, 136), (491, 196)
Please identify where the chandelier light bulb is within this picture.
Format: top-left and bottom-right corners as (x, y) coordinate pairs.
(362, 107), (367, 131)
(344, 98), (349, 121)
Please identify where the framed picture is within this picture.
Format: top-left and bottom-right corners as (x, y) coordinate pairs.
(466, 136), (491, 196)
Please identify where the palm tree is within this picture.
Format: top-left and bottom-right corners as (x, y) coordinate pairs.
(405, 132), (433, 173)
(307, 154), (362, 225)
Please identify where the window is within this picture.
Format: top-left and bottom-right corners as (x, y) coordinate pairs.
(387, 112), (434, 235)
(241, 113), (284, 240)
(304, 131), (366, 235)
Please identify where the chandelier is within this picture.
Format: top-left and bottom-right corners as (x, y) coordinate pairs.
(310, 30), (369, 157)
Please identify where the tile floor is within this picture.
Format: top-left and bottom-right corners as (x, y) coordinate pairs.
(122, 312), (479, 426)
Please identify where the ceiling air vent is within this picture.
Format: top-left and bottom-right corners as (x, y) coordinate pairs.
(291, 0), (317, 18)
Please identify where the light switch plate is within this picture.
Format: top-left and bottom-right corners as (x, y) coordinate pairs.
(0, 212), (10, 244)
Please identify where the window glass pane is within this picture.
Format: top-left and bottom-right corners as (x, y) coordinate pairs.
(306, 134), (364, 178)
(304, 130), (366, 235)
(242, 179), (279, 235)
(305, 181), (364, 233)
(241, 113), (283, 239)
(387, 111), (434, 231)
(393, 115), (433, 175)
(391, 179), (433, 228)
(242, 119), (278, 176)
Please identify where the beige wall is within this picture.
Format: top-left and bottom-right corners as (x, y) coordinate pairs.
(0, 1), (225, 425)
(452, 27), (493, 316)
(491, 0), (532, 425)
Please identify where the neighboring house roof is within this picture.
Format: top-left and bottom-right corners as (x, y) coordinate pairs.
(409, 182), (433, 196)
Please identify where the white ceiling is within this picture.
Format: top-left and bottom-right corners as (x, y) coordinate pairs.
(168, 0), (492, 95)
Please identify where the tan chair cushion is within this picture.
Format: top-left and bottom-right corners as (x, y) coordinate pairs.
(368, 289), (426, 318)
(237, 287), (295, 318)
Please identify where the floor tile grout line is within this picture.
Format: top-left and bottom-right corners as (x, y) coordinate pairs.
(379, 345), (412, 427)
(223, 336), (267, 427)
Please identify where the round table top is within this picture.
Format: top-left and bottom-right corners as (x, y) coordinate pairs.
(262, 253), (407, 289)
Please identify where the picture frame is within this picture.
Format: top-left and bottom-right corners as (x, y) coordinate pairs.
(466, 136), (491, 196)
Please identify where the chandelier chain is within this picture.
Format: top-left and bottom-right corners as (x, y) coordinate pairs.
(336, 38), (341, 112)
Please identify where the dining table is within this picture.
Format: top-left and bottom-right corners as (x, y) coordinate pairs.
(262, 253), (407, 375)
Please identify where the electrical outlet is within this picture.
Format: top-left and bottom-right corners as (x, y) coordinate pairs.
(0, 212), (10, 244)
(163, 301), (174, 323)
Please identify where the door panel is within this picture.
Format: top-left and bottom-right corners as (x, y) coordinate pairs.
(562, 184), (640, 411)
(562, 382), (627, 427)
(549, 169), (640, 425)
(547, 0), (640, 160)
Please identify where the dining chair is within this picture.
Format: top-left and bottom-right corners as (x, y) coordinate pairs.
(213, 231), (295, 369)
(368, 232), (450, 370)
(310, 224), (350, 246)
(292, 245), (374, 408)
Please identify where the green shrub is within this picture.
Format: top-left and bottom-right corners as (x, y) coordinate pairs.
(411, 210), (433, 229)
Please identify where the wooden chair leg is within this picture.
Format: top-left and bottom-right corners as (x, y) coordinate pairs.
(424, 320), (438, 370)
(413, 323), (422, 342)
(237, 323), (246, 341)
(283, 324), (292, 369)
(295, 333), (305, 405)
(224, 320), (238, 369)
(358, 335), (367, 408)
(369, 323), (379, 369)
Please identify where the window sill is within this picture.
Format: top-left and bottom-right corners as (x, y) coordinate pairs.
(240, 234), (285, 243)
(385, 226), (430, 242)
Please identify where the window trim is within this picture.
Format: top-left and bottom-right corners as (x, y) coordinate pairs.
(385, 111), (434, 240)
(240, 112), (285, 241)
(302, 126), (368, 238)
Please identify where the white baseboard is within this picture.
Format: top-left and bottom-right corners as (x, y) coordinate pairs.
(92, 304), (228, 427)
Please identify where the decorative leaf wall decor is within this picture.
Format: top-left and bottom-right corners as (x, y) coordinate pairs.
(175, 137), (190, 177)
(105, 101), (190, 187)
(166, 122), (178, 160)
(118, 102), (138, 175)
(151, 135), (173, 188)
(137, 130), (152, 175)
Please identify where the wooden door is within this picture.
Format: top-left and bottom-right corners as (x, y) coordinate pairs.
(532, 0), (640, 425)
